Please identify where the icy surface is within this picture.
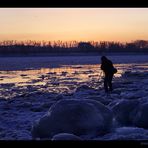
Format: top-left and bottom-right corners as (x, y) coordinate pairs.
(51, 133), (82, 141)
(31, 99), (113, 139)
(0, 55), (148, 140)
(0, 55), (148, 71)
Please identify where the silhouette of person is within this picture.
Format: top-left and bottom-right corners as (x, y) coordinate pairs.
(100, 56), (115, 93)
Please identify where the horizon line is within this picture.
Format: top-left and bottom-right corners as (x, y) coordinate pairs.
(0, 39), (147, 43)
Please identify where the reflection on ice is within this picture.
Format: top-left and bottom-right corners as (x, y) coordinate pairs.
(0, 63), (148, 99)
(1, 62), (148, 140)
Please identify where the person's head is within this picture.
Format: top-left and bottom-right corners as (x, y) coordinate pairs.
(101, 56), (107, 62)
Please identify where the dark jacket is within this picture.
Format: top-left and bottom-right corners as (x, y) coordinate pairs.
(101, 58), (114, 75)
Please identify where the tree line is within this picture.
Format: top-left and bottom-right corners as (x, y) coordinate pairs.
(0, 40), (148, 55)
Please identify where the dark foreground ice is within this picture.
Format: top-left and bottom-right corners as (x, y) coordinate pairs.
(0, 56), (148, 140)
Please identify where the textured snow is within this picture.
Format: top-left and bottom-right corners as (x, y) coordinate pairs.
(94, 127), (148, 140)
(0, 55), (148, 140)
(31, 99), (113, 139)
(51, 133), (82, 141)
(0, 54), (148, 70)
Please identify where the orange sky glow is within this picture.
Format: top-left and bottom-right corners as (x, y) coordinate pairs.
(0, 8), (148, 43)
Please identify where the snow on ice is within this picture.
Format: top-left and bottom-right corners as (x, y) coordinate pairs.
(0, 55), (148, 140)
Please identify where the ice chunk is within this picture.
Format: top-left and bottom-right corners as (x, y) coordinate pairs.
(31, 99), (113, 139)
(51, 133), (82, 141)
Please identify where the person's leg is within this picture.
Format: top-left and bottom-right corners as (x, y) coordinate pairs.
(108, 74), (113, 91)
(104, 76), (108, 92)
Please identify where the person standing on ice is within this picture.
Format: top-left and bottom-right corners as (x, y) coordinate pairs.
(100, 56), (117, 93)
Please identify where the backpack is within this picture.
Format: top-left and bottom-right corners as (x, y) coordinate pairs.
(112, 67), (117, 74)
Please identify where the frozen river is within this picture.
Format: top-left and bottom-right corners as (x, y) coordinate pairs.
(0, 55), (148, 140)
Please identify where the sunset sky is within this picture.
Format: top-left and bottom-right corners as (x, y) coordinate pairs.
(0, 8), (148, 42)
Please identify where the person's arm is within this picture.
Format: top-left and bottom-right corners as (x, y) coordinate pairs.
(109, 60), (113, 68)
(101, 63), (104, 70)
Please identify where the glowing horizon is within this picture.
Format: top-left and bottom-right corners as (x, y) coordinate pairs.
(0, 8), (148, 42)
